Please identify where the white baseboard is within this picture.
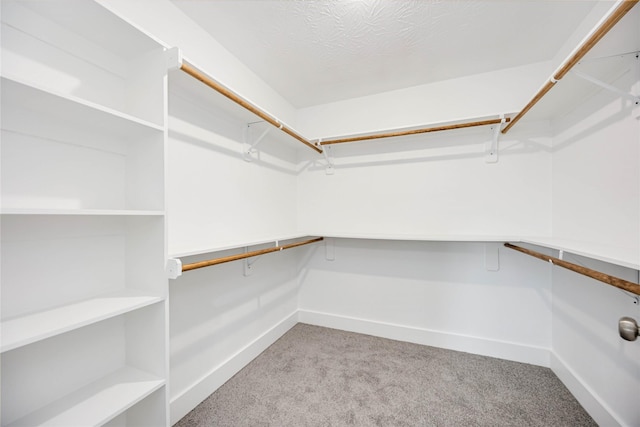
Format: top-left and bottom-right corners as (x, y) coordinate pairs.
(550, 352), (622, 427)
(169, 311), (298, 425)
(298, 309), (550, 367)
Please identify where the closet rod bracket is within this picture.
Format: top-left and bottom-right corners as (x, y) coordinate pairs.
(321, 141), (335, 174)
(485, 114), (506, 163)
(243, 122), (271, 162)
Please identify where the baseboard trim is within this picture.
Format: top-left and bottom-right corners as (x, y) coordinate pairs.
(550, 352), (622, 427)
(169, 311), (299, 425)
(298, 309), (550, 367)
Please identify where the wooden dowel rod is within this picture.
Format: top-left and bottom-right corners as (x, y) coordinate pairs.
(502, 0), (638, 134)
(504, 243), (640, 296)
(182, 237), (324, 272)
(321, 117), (511, 145)
(180, 62), (322, 154)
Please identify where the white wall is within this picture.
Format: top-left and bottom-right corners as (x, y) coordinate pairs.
(167, 80), (299, 255)
(298, 122), (552, 239)
(166, 72), (303, 424)
(299, 239), (552, 366)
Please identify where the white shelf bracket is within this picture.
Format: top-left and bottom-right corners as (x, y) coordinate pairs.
(321, 142), (335, 175)
(325, 237), (335, 261)
(167, 258), (182, 279)
(571, 69), (640, 104)
(166, 47), (183, 71)
(485, 114), (506, 164)
(243, 122), (271, 162)
(243, 247), (255, 276)
(484, 243), (500, 271)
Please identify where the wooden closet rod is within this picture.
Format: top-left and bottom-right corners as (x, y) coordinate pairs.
(505, 243), (640, 295)
(182, 237), (324, 272)
(320, 117), (511, 145)
(180, 62), (323, 154)
(502, 0), (639, 134)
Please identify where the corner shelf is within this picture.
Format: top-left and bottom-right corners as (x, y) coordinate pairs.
(5, 367), (164, 427)
(1, 289), (164, 353)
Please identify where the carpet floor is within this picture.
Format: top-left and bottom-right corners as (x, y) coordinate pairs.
(175, 323), (596, 426)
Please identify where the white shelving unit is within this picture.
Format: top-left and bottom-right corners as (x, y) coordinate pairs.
(1, 1), (169, 425)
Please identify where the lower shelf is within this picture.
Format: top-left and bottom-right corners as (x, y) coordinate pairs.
(6, 367), (165, 427)
(1, 289), (164, 353)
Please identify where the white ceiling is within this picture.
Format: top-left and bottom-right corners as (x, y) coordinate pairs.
(172, 0), (600, 108)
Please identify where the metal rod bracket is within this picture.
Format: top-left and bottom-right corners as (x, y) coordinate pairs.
(485, 114), (506, 163)
(321, 142), (335, 174)
(243, 122), (271, 162)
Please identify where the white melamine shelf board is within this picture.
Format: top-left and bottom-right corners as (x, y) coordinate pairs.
(1, 289), (164, 353)
(316, 232), (521, 243)
(520, 237), (640, 271)
(1, 76), (164, 137)
(170, 233), (316, 258)
(0, 208), (164, 216)
(5, 366), (164, 427)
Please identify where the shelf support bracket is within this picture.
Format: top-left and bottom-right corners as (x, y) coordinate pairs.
(243, 122), (271, 162)
(485, 114), (506, 163)
(321, 141), (335, 175)
(167, 258), (182, 279)
(484, 243), (500, 271)
(243, 247), (256, 276)
(325, 237), (335, 261)
(571, 69), (640, 104)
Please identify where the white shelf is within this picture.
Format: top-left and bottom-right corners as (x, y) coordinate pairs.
(6, 366), (164, 427)
(1, 290), (164, 353)
(315, 232), (521, 243)
(520, 237), (640, 271)
(1, 76), (164, 138)
(170, 233), (314, 258)
(0, 208), (164, 216)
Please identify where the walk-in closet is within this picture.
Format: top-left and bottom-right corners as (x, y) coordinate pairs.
(1, 1), (639, 426)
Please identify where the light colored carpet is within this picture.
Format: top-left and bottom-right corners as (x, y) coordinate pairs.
(176, 323), (596, 426)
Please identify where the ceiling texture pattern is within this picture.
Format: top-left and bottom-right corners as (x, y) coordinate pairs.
(172, 0), (600, 108)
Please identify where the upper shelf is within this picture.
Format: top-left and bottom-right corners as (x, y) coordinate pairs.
(2, 0), (166, 126)
(1, 76), (164, 139)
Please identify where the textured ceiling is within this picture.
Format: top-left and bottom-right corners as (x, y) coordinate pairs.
(172, 0), (600, 108)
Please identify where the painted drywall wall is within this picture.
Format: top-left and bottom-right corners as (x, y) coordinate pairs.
(297, 121), (552, 239)
(298, 239), (552, 366)
(167, 71), (302, 423)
